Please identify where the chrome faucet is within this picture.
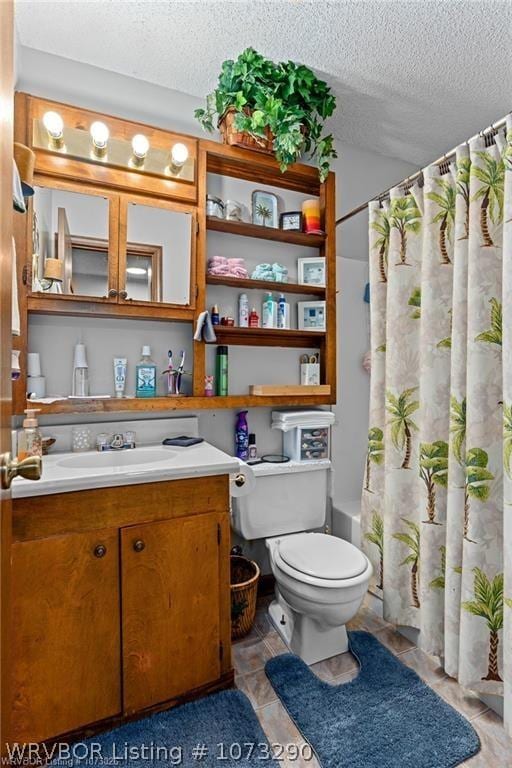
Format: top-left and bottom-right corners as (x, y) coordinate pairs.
(97, 432), (136, 451)
(109, 433), (125, 450)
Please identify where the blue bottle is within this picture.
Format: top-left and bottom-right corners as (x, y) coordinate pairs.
(235, 411), (249, 460)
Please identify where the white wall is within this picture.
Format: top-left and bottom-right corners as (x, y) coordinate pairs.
(16, 47), (415, 532)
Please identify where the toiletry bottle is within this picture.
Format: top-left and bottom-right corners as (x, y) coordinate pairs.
(238, 293), (249, 328)
(262, 292), (275, 329)
(215, 346), (229, 396)
(17, 408), (42, 460)
(211, 305), (220, 326)
(113, 357), (127, 398)
(235, 411), (249, 460)
(277, 294), (286, 329)
(136, 345), (157, 398)
(248, 433), (258, 461)
(72, 343), (89, 397)
(249, 307), (259, 328)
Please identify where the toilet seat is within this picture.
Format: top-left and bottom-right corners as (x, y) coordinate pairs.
(273, 532), (371, 589)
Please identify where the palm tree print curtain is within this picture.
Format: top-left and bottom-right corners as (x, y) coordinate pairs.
(361, 115), (512, 736)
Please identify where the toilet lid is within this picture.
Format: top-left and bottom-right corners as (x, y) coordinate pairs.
(278, 533), (368, 580)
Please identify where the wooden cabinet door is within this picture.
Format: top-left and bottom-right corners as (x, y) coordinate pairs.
(121, 512), (221, 713)
(11, 528), (121, 743)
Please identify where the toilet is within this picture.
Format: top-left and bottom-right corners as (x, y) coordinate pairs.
(231, 460), (372, 665)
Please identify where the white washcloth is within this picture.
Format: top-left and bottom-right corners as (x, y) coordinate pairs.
(12, 237), (20, 336)
(194, 311), (217, 343)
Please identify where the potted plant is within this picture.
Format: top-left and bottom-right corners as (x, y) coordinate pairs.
(194, 48), (337, 182)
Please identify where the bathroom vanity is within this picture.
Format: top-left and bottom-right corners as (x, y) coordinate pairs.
(9, 443), (238, 744)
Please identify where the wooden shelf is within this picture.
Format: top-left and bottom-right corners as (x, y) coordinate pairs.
(28, 393), (333, 416)
(206, 217), (325, 247)
(212, 326), (324, 348)
(206, 275), (325, 296)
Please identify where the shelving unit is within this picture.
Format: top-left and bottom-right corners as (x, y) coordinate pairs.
(14, 95), (336, 415)
(206, 216), (326, 247)
(212, 326), (324, 348)
(206, 275), (325, 297)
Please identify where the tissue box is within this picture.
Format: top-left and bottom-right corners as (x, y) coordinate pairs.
(300, 363), (320, 386)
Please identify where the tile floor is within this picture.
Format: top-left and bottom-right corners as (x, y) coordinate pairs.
(233, 594), (512, 767)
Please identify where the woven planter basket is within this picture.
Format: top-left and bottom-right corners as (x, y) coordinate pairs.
(219, 107), (274, 154)
(230, 555), (260, 640)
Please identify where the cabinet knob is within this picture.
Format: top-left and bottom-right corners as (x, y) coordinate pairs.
(94, 544), (107, 558)
(133, 539), (145, 553)
(119, 290), (128, 299)
(108, 288), (118, 298)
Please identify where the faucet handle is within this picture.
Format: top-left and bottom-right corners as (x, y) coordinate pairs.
(110, 433), (125, 449)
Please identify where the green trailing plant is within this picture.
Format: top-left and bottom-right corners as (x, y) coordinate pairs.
(364, 511), (384, 590)
(194, 48), (337, 181)
(462, 568), (503, 682)
(475, 298), (502, 347)
(471, 151), (504, 247)
(419, 441), (448, 524)
(427, 178), (456, 263)
(365, 427), (384, 492)
(386, 388), (420, 469)
(393, 518), (421, 608)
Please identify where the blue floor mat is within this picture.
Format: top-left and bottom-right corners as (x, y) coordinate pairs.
(266, 630), (480, 768)
(51, 689), (274, 767)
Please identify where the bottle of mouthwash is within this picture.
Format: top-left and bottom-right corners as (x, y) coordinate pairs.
(136, 345), (157, 398)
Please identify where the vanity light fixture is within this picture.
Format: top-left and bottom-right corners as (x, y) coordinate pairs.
(169, 142), (189, 175)
(42, 111), (64, 149)
(131, 134), (149, 167)
(90, 121), (109, 158)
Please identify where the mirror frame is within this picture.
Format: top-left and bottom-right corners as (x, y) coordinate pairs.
(118, 193), (197, 311)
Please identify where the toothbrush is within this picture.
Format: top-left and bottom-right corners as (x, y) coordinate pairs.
(176, 350), (185, 394)
(166, 350), (173, 395)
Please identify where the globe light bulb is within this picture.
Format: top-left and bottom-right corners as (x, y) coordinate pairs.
(43, 111), (64, 139)
(131, 134), (149, 164)
(169, 142), (189, 174)
(90, 121), (109, 156)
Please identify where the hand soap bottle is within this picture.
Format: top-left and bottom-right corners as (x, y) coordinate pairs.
(18, 408), (42, 460)
(136, 345), (157, 398)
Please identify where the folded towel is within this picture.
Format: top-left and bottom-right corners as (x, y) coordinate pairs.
(194, 310), (217, 343)
(12, 238), (20, 336)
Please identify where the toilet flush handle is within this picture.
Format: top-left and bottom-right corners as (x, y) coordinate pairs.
(234, 473), (246, 488)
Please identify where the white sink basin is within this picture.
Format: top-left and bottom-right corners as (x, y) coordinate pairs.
(56, 448), (177, 470)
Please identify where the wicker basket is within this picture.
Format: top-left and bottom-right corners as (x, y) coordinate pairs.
(230, 555), (260, 640)
(219, 107), (274, 154)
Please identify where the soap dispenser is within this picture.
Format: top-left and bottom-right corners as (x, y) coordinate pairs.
(18, 408), (43, 460)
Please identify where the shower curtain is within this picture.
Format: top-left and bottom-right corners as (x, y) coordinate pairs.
(361, 115), (512, 735)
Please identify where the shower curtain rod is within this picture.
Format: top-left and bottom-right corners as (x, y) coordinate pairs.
(336, 112), (510, 226)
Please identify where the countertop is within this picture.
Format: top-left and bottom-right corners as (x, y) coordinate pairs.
(12, 442), (240, 499)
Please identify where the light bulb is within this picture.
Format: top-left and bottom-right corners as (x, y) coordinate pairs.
(90, 121), (109, 156)
(43, 111), (64, 148)
(43, 111), (63, 139)
(131, 134), (149, 159)
(169, 142), (189, 174)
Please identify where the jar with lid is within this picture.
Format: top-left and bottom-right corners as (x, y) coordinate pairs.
(206, 195), (225, 219)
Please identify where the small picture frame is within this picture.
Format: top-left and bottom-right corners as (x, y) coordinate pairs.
(252, 190), (278, 228)
(298, 257), (326, 287)
(298, 301), (326, 331)
(280, 211), (303, 231)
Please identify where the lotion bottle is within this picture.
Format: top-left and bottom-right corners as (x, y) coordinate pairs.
(17, 408), (42, 460)
(235, 411), (249, 460)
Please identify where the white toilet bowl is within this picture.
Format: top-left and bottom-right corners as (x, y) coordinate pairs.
(266, 532), (372, 665)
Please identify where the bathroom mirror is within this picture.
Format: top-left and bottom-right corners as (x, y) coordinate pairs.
(32, 185), (111, 298)
(123, 202), (193, 306)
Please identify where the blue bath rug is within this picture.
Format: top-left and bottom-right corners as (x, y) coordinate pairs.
(50, 689), (274, 767)
(265, 630), (480, 768)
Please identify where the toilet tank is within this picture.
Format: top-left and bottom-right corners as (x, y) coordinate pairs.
(231, 460), (330, 540)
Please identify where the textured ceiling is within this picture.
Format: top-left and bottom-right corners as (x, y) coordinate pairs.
(15, 0), (512, 164)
